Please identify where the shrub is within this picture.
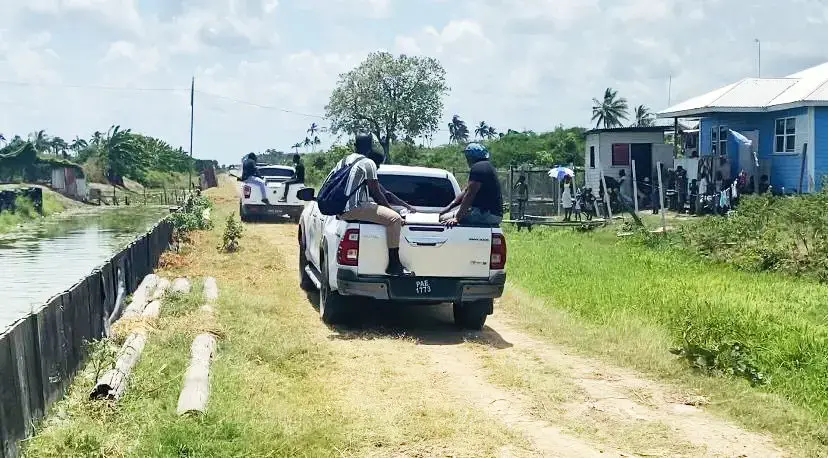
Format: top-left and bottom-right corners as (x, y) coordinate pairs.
(170, 193), (213, 242)
(680, 192), (828, 281)
(219, 213), (244, 253)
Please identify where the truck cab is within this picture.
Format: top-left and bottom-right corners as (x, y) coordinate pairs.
(297, 165), (506, 330)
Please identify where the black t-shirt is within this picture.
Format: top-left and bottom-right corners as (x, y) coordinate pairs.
(241, 157), (258, 180)
(468, 160), (503, 215)
(294, 162), (305, 182)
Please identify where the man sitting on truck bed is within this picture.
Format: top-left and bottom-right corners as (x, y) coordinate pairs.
(439, 142), (503, 227)
(278, 153), (305, 202)
(241, 152), (270, 205)
(326, 134), (417, 277)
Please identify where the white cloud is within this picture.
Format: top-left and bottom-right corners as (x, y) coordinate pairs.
(0, 0), (827, 164)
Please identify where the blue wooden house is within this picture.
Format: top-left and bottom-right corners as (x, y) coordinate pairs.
(657, 62), (828, 193)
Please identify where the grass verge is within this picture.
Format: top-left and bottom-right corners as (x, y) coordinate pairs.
(24, 178), (520, 457)
(500, 225), (828, 455)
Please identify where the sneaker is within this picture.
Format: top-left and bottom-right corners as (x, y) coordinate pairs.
(262, 198), (270, 205)
(278, 197), (287, 203)
(386, 264), (415, 277)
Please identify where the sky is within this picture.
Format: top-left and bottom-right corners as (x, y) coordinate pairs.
(0, 0), (827, 165)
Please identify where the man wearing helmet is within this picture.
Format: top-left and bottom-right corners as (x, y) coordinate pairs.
(439, 143), (503, 227)
(326, 134), (417, 276)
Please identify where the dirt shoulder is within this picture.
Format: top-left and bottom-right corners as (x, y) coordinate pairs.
(25, 181), (797, 457)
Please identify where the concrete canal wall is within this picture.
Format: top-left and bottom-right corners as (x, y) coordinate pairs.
(0, 216), (174, 458)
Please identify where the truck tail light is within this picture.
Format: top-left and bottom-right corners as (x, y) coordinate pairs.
(490, 233), (507, 270)
(337, 229), (360, 266)
(243, 185), (251, 198)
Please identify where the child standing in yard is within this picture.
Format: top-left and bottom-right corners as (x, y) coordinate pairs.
(574, 189), (583, 221)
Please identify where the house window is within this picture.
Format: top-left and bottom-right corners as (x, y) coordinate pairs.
(775, 117), (796, 153)
(611, 144), (630, 166)
(589, 146), (595, 168)
(711, 126), (718, 155)
(718, 126), (728, 156)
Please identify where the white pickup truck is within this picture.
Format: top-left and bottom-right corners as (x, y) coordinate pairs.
(238, 165), (305, 222)
(296, 165), (506, 330)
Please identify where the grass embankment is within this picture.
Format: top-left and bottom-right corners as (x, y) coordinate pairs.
(24, 179), (520, 457)
(501, 225), (828, 454)
(0, 187), (72, 234)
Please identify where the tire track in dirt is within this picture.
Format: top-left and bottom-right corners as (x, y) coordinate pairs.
(427, 343), (629, 457)
(475, 291), (788, 457)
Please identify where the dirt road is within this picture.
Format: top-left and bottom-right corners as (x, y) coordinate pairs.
(262, 221), (786, 458)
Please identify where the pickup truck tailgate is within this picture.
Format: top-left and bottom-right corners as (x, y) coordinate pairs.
(357, 212), (493, 278)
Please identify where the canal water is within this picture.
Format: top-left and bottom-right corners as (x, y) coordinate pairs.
(0, 206), (170, 331)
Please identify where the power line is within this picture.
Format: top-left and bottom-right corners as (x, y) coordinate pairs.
(195, 90), (328, 120)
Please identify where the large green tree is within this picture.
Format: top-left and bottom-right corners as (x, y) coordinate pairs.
(591, 88), (629, 129)
(325, 52), (449, 161)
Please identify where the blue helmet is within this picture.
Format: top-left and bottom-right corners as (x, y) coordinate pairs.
(464, 142), (490, 161)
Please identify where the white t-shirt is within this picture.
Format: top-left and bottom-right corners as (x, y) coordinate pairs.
(323, 153), (378, 213)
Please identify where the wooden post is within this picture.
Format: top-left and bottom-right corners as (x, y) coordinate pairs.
(176, 334), (217, 415)
(631, 160), (639, 214)
(596, 157), (613, 220)
(657, 162), (667, 234)
(508, 165), (514, 218)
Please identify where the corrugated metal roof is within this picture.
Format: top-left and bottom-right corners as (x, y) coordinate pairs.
(658, 61), (828, 117)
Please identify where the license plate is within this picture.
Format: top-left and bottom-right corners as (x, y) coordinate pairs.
(414, 279), (432, 295)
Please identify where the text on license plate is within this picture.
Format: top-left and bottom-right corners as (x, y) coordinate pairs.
(415, 280), (432, 294)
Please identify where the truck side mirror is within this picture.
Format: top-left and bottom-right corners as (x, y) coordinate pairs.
(296, 187), (316, 201)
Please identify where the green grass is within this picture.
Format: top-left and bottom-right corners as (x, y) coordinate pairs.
(503, 226), (828, 452)
(0, 192), (66, 234)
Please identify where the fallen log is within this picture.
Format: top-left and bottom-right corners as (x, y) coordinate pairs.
(119, 274), (159, 320)
(151, 277), (171, 300)
(201, 277), (218, 313)
(90, 332), (148, 400)
(176, 333), (217, 415)
(171, 277), (191, 294)
(92, 297), (165, 400)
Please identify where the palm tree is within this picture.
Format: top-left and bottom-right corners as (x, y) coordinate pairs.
(303, 137), (311, 152)
(313, 136), (321, 152)
(91, 131), (103, 146)
(632, 105), (654, 127)
(486, 126), (497, 139)
(70, 136), (88, 154)
(591, 88), (629, 129)
(291, 142), (302, 154)
(475, 121), (490, 139)
(448, 115), (469, 144)
(103, 125), (142, 186)
(29, 130), (49, 154)
(307, 123), (319, 138)
(51, 137), (69, 158)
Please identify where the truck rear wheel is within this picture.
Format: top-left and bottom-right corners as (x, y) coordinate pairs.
(319, 255), (349, 325)
(453, 299), (492, 330)
(239, 202), (252, 223)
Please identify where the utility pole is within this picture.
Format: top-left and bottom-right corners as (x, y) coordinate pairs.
(667, 74), (672, 106)
(189, 76), (195, 191)
(755, 38), (761, 77)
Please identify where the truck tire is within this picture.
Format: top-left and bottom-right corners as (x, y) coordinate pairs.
(239, 202), (252, 223)
(453, 299), (492, 330)
(319, 254), (349, 325)
(298, 232), (316, 291)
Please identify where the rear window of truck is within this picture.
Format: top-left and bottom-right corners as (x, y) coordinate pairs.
(378, 174), (456, 207)
(259, 168), (294, 178)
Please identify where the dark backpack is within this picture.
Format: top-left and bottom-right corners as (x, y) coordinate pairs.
(317, 158), (368, 216)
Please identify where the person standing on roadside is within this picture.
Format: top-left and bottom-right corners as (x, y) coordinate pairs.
(279, 154), (306, 202)
(513, 174), (529, 220)
(241, 153), (270, 205)
(440, 143), (503, 227)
